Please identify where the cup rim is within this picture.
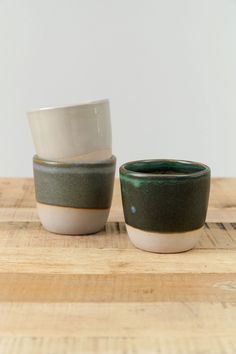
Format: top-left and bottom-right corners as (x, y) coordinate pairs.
(27, 99), (109, 114)
(120, 159), (210, 179)
(33, 154), (116, 168)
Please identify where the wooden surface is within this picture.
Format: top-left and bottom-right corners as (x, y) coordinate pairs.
(0, 178), (236, 354)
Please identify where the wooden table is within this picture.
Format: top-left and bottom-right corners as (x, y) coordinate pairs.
(0, 178), (236, 354)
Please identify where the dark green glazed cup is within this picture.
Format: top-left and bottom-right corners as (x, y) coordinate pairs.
(33, 155), (116, 235)
(120, 159), (211, 253)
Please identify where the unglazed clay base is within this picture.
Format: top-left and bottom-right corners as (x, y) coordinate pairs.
(126, 225), (203, 253)
(37, 203), (109, 235)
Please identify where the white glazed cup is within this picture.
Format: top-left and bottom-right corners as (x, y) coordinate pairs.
(28, 99), (112, 162)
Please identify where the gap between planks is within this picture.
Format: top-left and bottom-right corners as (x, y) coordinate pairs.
(0, 221), (236, 250)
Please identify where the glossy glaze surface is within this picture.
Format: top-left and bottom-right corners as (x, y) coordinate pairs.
(120, 159), (211, 233)
(28, 99), (112, 162)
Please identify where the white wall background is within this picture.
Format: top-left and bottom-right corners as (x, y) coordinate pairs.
(0, 0), (235, 176)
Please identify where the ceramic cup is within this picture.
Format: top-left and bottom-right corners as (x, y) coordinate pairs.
(33, 155), (116, 235)
(28, 99), (112, 162)
(120, 159), (211, 253)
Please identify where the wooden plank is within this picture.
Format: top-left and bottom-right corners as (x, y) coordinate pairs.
(0, 178), (236, 354)
(209, 178), (236, 209)
(0, 208), (38, 222)
(0, 273), (236, 303)
(199, 222), (236, 249)
(0, 248), (236, 274)
(0, 336), (235, 354)
(0, 178), (35, 208)
(0, 221), (236, 249)
(0, 302), (236, 337)
(0, 222), (131, 249)
(207, 208), (236, 223)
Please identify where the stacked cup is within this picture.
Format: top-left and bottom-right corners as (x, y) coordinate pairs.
(28, 99), (116, 235)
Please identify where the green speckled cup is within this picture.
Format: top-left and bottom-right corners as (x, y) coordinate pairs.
(33, 155), (116, 235)
(120, 159), (211, 253)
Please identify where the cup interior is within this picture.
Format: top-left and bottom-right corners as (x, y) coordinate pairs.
(121, 159), (210, 177)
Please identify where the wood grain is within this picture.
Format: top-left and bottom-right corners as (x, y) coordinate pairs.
(0, 178), (236, 354)
(0, 273), (236, 302)
(0, 302), (236, 337)
(1, 247), (236, 274)
(0, 221), (236, 249)
(0, 336), (236, 354)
